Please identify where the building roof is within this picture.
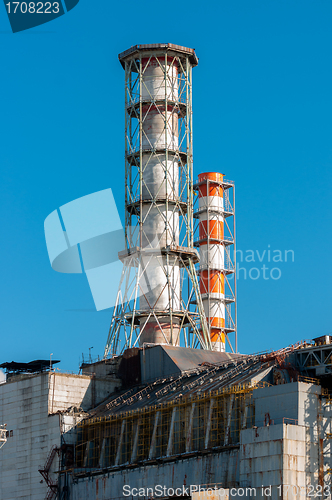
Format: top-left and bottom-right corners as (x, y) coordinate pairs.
(0, 360), (60, 374)
(141, 344), (243, 382)
(87, 354), (274, 418)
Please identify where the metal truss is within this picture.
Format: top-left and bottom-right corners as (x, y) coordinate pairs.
(296, 342), (332, 376)
(104, 250), (210, 356)
(104, 46), (209, 357)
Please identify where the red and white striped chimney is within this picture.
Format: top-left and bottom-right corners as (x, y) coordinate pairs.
(198, 172), (225, 352)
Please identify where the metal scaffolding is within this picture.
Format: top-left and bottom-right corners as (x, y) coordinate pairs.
(75, 383), (270, 469)
(194, 176), (237, 353)
(0, 424), (7, 450)
(104, 45), (210, 357)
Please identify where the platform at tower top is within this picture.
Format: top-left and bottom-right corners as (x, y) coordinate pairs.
(118, 43), (199, 68)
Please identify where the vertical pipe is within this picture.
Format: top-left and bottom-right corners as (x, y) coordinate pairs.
(198, 172), (225, 352)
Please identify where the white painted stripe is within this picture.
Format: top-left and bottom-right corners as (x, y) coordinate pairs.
(199, 245), (224, 270)
(202, 299), (225, 319)
(198, 195), (224, 211)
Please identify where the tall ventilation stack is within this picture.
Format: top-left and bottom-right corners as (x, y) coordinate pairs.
(195, 173), (237, 352)
(104, 44), (211, 357)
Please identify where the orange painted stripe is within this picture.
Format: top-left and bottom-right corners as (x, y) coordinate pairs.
(210, 328), (225, 343)
(198, 172), (224, 198)
(199, 184), (223, 198)
(198, 172), (224, 183)
(209, 317), (225, 328)
(200, 271), (224, 294)
(199, 220), (224, 240)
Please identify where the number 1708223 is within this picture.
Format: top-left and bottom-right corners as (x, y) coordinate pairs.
(5, 2), (60, 14)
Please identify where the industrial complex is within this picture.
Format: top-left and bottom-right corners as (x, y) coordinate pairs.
(1, 44), (331, 500)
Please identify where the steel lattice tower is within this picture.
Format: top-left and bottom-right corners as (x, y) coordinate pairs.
(104, 44), (211, 357)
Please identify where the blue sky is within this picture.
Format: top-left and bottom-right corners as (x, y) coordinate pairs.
(1, 0), (331, 373)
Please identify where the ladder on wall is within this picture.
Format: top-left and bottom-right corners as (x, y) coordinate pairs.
(38, 445), (60, 500)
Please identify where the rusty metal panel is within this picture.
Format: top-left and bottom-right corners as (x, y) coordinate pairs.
(140, 345), (180, 382)
(162, 345), (242, 371)
(141, 345), (242, 382)
(117, 348), (141, 387)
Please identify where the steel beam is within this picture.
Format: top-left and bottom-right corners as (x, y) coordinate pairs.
(149, 411), (160, 459)
(115, 420), (126, 466)
(166, 407), (177, 457)
(186, 403), (196, 453)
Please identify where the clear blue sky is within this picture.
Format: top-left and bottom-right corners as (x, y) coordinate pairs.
(1, 0), (331, 373)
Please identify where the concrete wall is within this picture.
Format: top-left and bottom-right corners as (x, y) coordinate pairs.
(0, 371), (117, 500)
(0, 373), (60, 500)
(81, 358), (121, 380)
(62, 449), (240, 500)
(64, 417), (320, 500)
(251, 381), (322, 492)
(253, 381), (321, 426)
(240, 424), (308, 500)
(48, 372), (117, 413)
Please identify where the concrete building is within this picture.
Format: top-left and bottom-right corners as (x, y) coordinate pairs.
(55, 344), (332, 500)
(1, 342), (332, 500)
(0, 360), (120, 500)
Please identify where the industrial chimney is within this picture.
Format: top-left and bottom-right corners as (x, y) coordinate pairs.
(104, 44), (236, 357)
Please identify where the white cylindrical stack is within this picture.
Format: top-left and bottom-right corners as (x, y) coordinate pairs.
(139, 55), (180, 346)
(198, 172), (225, 352)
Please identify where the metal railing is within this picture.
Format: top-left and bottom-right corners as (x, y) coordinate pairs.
(127, 94), (188, 106)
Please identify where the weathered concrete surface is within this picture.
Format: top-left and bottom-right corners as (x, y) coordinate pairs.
(81, 358), (121, 381)
(192, 489), (258, 500)
(240, 424), (309, 500)
(249, 381), (322, 496)
(48, 372), (118, 413)
(253, 381), (321, 427)
(0, 373), (59, 500)
(63, 449), (240, 500)
(0, 371), (117, 500)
